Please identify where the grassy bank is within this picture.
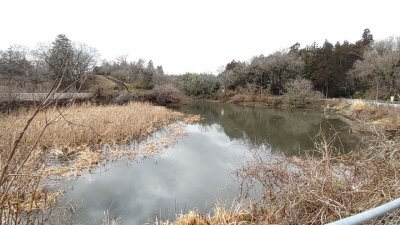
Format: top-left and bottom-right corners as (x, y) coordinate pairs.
(326, 99), (400, 134)
(155, 100), (400, 225)
(0, 102), (197, 221)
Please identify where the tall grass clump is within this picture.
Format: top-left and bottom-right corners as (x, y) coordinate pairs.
(154, 203), (255, 225)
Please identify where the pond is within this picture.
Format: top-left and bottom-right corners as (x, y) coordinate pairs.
(58, 102), (359, 224)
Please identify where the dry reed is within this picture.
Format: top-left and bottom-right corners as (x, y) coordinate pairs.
(327, 99), (400, 133)
(1, 102), (183, 150)
(0, 102), (193, 222)
(153, 204), (255, 225)
(102, 210), (120, 225)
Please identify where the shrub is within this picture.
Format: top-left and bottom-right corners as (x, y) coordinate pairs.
(113, 92), (137, 104)
(140, 71), (154, 90)
(179, 73), (220, 96)
(284, 78), (323, 107)
(214, 89), (235, 101)
(152, 84), (182, 105)
(351, 100), (366, 112)
(229, 93), (247, 104)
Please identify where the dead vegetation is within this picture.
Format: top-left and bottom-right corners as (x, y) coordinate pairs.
(159, 127), (399, 225)
(0, 101), (199, 223)
(238, 129), (400, 224)
(153, 204), (255, 225)
(102, 211), (121, 225)
(158, 100), (400, 225)
(326, 99), (400, 134)
(0, 102), (183, 151)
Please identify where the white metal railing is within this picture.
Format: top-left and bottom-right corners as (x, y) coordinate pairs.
(0, 92), (93, 102)
(326, 198), (400, 225)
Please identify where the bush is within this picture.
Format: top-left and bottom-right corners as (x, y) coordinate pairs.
(214, 89), (235, 101)
(152, 84), (182, 105)
(179, 73), (220, 96)
(113, 92), (137, 104)
(284, 78), (323, 107)
(140, 72), (154, 90)
(229, 93), (248, 104)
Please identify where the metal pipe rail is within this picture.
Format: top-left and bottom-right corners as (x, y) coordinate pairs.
(0, 92), (93, 102)
(326, 198), (400, 225)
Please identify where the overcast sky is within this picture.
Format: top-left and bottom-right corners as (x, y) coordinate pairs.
(1, 0), (400, 74)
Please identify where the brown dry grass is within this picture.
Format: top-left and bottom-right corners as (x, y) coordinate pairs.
(0, 102), (186, 181)
(0, 102), (190, 219)
(102, 210), (121, 225)
(327, 99), (400, 133)
(81, 75), (121, 95)
(0, 102), (183, 151)
(154, 204), (255, 225)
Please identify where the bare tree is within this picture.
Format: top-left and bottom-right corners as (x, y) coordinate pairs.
(349, 38), (400, 100)
(115, 54), (128, 69)
(284, 78), (323, 107)
(72, 43), (98, 89)
(374, 36), (400, 55)
(0, 45), (32, 76)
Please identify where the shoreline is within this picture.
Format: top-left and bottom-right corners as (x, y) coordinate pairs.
(153, 98), (400, 225)
(0, 102), (201, 215)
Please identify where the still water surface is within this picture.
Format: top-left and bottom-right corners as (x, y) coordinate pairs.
(59, 102), (358, 224)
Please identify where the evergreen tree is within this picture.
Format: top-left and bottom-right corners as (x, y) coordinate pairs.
(141, 60), (155, 89)
(47, 34), (74, 80)
(156, 65), (164, 76)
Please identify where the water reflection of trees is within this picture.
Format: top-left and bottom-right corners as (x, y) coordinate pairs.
(180, 102), (356, 155)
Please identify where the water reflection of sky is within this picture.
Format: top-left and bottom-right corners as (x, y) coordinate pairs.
(59, 102), (358, 225)
(61, 124), (252, 225)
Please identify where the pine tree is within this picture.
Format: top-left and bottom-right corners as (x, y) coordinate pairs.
(156, 65), (164, 76)
(47, 34), (74, 82)
(141, 60), (155, 89)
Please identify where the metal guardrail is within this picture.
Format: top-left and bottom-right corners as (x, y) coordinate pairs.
(327, 198), (400, 225)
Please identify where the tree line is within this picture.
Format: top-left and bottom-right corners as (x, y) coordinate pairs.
(1, 29), (399, 100)
(0, 34), (98, 90)
(219, 29), (400, 100)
